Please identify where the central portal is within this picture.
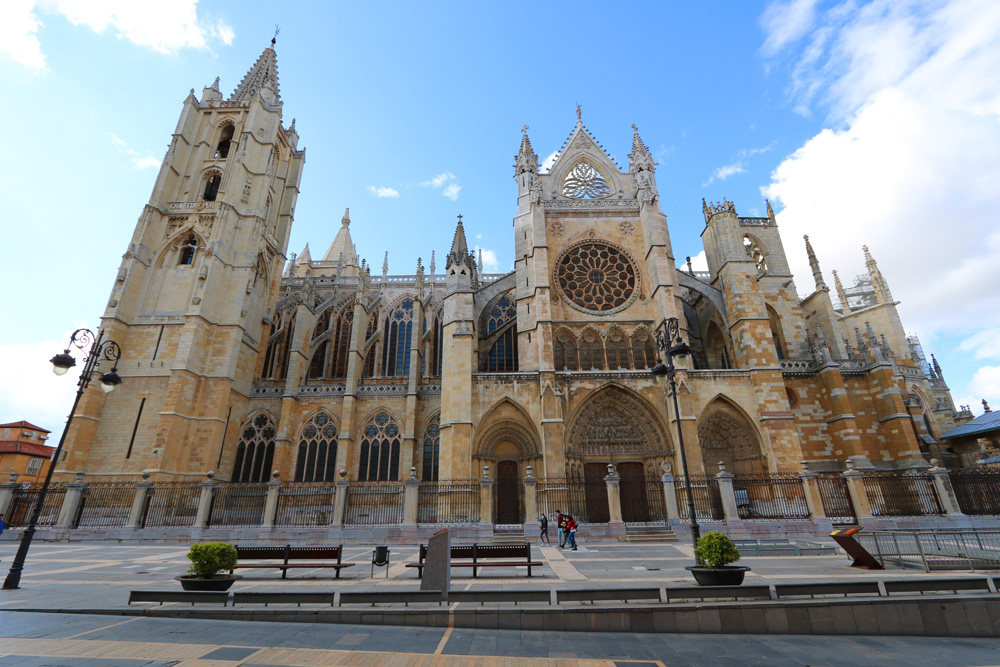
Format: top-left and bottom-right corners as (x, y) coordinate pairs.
(494, 460), (522, 524)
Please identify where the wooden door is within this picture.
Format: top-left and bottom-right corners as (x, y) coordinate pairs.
(494, 460), (522, 524)
(583, 463), (610, 523)
(618, 462), (650, 523)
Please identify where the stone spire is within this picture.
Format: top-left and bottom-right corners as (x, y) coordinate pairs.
(984, 399), (992, 414)
(448, 214), (470, 266)
(284, 252), (296, 277)
(833, 270), (851, 313)
(766, 199), (775, 223)
(628, 123), (655, 173)
(382, 251), (389, 280)
(863, 245), (893, 304)
(230, 40), (281, 104)
(804, 235), (827, 291)
(477, 249), (484, 274)
(415, 257), (425, 299)
(429, 250), (436, 276)
(932, 354), (944, 381)
(513, 125), (538, 176)
(445, 214), (477, 292)
(297, 243), (311, 265)
(322, 207), (359, 269)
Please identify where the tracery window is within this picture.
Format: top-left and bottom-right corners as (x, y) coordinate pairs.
(484, 294), (518, 372)
(561, 161), (611, 198)
(262, 311), (295, 379)
(422, 415), (440, 481)
(308, 303), (354, 379)
(554, 330), (578, 371)
(294, 412), (338, 482)
(232, 413), (276, 483)
(631, 329), (657, 369)
(178, 235), (197, 265)
(381, 299), (414, 377)
(424, 308), (444, 376)
(555, 242), (638, 314)
(359, 412), (400, 481)
(744, 235), (767, 271)
(579, 330), (604, 370)
(606, 329), (629, 369)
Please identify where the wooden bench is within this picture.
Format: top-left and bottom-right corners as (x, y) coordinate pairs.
(774, 581), (881, 598)
(231, 591), (336, 607)
(406, 543), (542, 578)
(231, 545), (355, 579)
(128, 590), (229, 606)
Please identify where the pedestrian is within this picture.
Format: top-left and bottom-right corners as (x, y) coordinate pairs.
(567, 516), (578, 550)
(0, 513), (5, 537)
(556, 511), (567, 548)
(539, 514), (550, 546)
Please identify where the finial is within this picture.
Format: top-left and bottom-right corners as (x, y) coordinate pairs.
(382, 251), (389, 276)
(430, 250), (436, 275)
(576, 104), (582, 123)
(212, 76), (220, 90)
(477, 249), (484, 274)
(457, 213), (463, 223)
(686, 256), (693, 275)
(272, 25), (280, 46)
(984, 399), (992, 413)
(521, 124), (529, 134)
(289, 118), (296, 132)
(342, 207), (350, 227)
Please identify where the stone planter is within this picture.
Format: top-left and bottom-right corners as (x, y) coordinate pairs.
(685, 566), (751, 586)
(175, 575), (241, 591)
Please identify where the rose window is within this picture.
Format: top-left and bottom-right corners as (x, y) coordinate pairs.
(561, 161), (611, 198)
(556, 242), (638, 313)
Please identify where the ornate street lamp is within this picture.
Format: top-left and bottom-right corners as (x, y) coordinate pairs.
(3, 329), (122, 589)
(650, 317), (701, 548)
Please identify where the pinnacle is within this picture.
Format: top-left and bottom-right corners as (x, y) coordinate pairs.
(342, 207), (350, 227)
(230, 41), (281, 103)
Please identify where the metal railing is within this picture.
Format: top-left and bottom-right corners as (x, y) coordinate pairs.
(676, 476), (724, 521)
(75, 482), (136, 528)
(276, 483), (336, 526)
(732, 474), (810, 520)
(6, 484), (67, 527)
(417, 481), (479, 524)
(207, 483), (268, 526)
(816, 474), (857, 524)
(862, 472), (942, 516)
(141, 482), (201, 527)
(344, 482), (404, 525)
(950, 469), (1000, 516)
(535, 478), (592, 522)
(858, 529), (1000, 571)
(621, 477), (668, 524)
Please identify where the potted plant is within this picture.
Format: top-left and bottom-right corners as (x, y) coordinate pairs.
(176, 542), (241, 591)
(685, 531), (750, 586)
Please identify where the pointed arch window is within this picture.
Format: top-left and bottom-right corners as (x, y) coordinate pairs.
(422, 416), (441, 481)
(580, 330), (604, 370)
(178, 235), (198, 265)
(606, 330), (629, 369)
(307, 341), (329, 378)
(294, 412), (338, 482)
(744, 235), (767, 271)
(232, 413), (276, 483)
(382, 299), (414, 377)
(203, 173), (222, 202)
(359, 412), (401, 481)
(262, 311), (295, 379)
(554, 331), (578, 371)
(362, 307), (381, 378)
(425, 308), (444, 377)
(215, 124), (235, 159)
(630, 329), (656, 369)
(484, 294), (518, 372)
(308, 302), (354, 380)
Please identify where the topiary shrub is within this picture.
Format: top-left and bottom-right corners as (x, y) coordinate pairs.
(186, 542), (238, 578)
(694, 531), (741, 568)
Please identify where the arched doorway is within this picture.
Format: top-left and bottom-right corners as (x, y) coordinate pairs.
(474, 400), (541, 526)
(697, 402), (767, 475)
(494, 459), (522, 524)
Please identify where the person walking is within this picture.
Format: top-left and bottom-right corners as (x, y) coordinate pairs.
(556, 511), (567, 548)
(0, 513), (5, 537)
(539, 514), (550, 546)
(566, 516), (578, 551)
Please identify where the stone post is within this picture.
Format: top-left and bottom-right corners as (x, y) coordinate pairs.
(263, 471), (282, 527)
(798, 462), (826, 519)
(604, 463), (624, 523)
(523, 466), (538, 541)
(56, 472), (87, 528)
(403, 466), (420, 525)
(842, 462), (873, 520)
(661, 473), (680, 520)
(715, 462), (739, 521)
(0, 471), (20, 517)
(194, 473), (217, 527)
(126, 474), (153, 528)
(479, 466), (493, 527)
(928, 459), (965, 516)
(332, 478), (349, 525)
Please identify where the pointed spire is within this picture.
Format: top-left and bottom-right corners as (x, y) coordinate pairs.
(804, 235), (827, 290)
(342, 207), (350, 226)
(863, 245), (893, 303)
(430, 250), (436, 276)
(211, 76), (220, 91)
(477, 249), (484, 274)
(415, 257), (425, 299)
(323, 207), (358, 265)
(833, 270), (851, 313)
(766, 199), (775, 221)
(297, 243), (311, 264)
(932, 354), (943, 378)
(382, 251), (389, 278)
(514, 124), (539, 176)
(628, 123), (656, 175)
(448, 214), (469, 265)
(289, 118), (296, 133)
(284, 252), (296, 277)
(230, 41), (281, 103)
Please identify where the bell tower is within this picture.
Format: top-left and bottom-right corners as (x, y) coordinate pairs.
(62, 40), (306, 479)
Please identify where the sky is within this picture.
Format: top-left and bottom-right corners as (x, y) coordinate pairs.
(1, 0), (999, 441)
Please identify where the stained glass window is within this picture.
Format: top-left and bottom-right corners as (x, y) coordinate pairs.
(561, 161), (611, 198)
(294, 412), (339, 482)
(359, 412), (401, 481)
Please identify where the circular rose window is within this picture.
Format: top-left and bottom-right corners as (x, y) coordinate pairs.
(555, 241), (638, 314)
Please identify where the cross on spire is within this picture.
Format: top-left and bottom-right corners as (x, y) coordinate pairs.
(272, 25), (280, 45)
(521, 125), (529, 134)
(457, 214), (463, 223)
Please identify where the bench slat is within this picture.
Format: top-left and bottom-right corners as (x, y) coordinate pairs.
(666, 585), (771, 601)
(232, 592), (335, 606)
(774, 582), (880, 598)
(128, 590), (229, 606)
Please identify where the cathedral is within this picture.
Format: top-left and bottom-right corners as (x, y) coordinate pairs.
(60, 42), (966, 505)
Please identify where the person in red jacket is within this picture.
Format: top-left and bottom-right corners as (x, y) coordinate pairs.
(566, 516), (578, 551)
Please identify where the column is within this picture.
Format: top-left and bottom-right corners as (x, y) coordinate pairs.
(798, 463), (826, 519)
(715, 463), (739, 521)
(928, 460), (965, 516)
(0, 472), (20, 517)
(331, 479), (349, 525)
(604, 464), (623, 523)
(194, 474), (217, 527)
(126, 478), (153, 528)
(56, 472), (87, 528)
(479, 467), (493, 527)
(263, 473), (282, 527)
(842, 463), (873, 520)
(523, 467), (538, 541)
(661, 473), (679, 520)
(403, 467), (420, 526)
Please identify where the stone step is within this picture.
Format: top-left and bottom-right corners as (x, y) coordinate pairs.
(624, 525), (677, 543)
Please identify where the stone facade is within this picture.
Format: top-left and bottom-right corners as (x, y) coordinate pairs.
(59, 46), (964, 497)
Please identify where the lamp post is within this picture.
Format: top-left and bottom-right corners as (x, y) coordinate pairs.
(3, 328), (122, 589)
(650, 317), (701, 548)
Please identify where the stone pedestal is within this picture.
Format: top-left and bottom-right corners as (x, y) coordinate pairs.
(604, 468), (623, 523)
(56, 473), (88, 528)
(715, 464), (739, 521)
(403, 471), (420, 526)
(332, 479), (349, 525)
(523, 470), (538, 540)
(843, 466), (873, 520)
(479, 473), (493, 528)
(194, 478), (217, 527)
(799, 466), (826, 519)
(928, 461), (965, 516)
(263, 476), (282, 527)
(126, 481), (153, 528)
(662, 474), (680, 520)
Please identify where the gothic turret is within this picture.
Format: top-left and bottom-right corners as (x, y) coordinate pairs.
(833, 270), (851, 313)
(629, 124), (657, 204)
(513, 126), (538, 177)
(445, 214), (477, 293)
(230, 38), (280, 105)
(322, 208), (359, 273)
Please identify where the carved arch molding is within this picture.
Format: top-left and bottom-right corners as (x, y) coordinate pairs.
(474, 419), (541, 461)
(567, 387), (671, 457)
(697, 410), (767, 474)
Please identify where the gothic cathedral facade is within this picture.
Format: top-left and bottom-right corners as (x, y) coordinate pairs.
(60, 44), (966, 496)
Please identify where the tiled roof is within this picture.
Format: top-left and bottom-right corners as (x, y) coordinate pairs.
(940, 411), (1000, 440)
(0, 420), (50, 433)
(0, 441), (55, 457)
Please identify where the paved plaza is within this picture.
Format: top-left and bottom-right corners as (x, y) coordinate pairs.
(2, 540), (1000, 665)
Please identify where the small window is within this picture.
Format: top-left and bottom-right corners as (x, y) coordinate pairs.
(203, 174), (221, 201)
(215, 124), (235, 159)
(179, 235), (197, 265)
(24, 431), (34, 439)
(25, 458), (42, 475)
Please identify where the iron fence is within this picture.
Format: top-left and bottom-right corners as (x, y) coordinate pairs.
(862, 472), (943, 516)
(950, 469), (1000, 516)
(207, 482), (269, 526)
(857, 529), (1000, 571)
(732, 474), (810, 520)
(621, 476), (668, 524)
(816, 474), (857, 524)
(6, 484), (67, 527)
(344, 482), (404, 525)
(676, 476), (724, 521)
(276, 483), (336, 526)
(75, 482), (136, 528)
(417, 480), (479, 524)
(535, 478), (591, 522)
(141, 482), (201, 527)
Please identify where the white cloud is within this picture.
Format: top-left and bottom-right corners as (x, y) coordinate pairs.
(760, 0), (820, 56)
(958, 329), (1000, 361)
(110, 133), (161, 170)
(761, 0), (1000, 339)
(540, 150), (559, 173)
(678, 250), (709, 273)
(422, 172), (455, 188)
(442, 183), (461, 201)
(420, 171), (462, 200)
(368, 185), (399, 198)
(960, 365), (1000, 410)
(474, 246), (501, 273)
(704, 145), (773, 185)
(1, 0), (234, 72)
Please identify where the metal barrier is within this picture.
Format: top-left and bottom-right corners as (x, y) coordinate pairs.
(862, 472), (943, 516)
(6, 483), (66, 527)
(417, 481), (479, 524)
(344, 482), (404, 525)
(621, 477), (669, 524)
(676, 476), (724, 521)
(950, 470), (1000, 516)
(733, 474), (810, 520)
(276, 483), (336, 526)
(141, 482), (201, 527)
(75, 482), (136, 528)
(858, 529), (1000, 572)
(535, 478), (591, 522)
(816, 474), (857, 524)
(207, 483), (268, 526)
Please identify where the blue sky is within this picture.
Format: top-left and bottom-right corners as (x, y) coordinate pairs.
(2, 0), (999, 437)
